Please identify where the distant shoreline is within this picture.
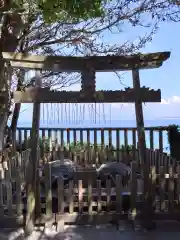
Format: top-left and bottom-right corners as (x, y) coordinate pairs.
(16, 119), (180, 128)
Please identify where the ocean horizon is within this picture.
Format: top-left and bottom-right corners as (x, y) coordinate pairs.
(16, 119), (180, 128)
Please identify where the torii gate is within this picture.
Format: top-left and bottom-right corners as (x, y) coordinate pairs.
(3, 51), (170, 230)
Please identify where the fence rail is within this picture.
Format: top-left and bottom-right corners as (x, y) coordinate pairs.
(0, 126), (179, 229)
(0, 159), (180, 227)
(16, 127), (169, 155)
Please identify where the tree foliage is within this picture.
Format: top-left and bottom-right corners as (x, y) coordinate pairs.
(10, 0), (105, 22)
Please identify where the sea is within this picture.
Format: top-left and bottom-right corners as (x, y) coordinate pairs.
(16, 119), (180, 153)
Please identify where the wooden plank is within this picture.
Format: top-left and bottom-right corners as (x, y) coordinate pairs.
(116, 175), (122, 214)
(132, 68), (150, 226)
(78, 180), (83, 214)
(130, 162), (137, 220)
(5, 169), (13, 216)
(58, 177), (64, 214)
(87, 129), (90, 164)
(132, 69), (147, 168)
(24, 130), (28, 149)
(51, 186), (144, 195)
(94, 129), (97, 148)
(168, 166), (175, 211)
(97, 180), (102, 212)
(88, 179), (92, 214)
(41, 129), (46, 163)
(130, 162), (139, 229)
(116, 129), (120, 161)
(15, 168), (22, 216)
(67, 129), (70, 158)
(124, 129), (128, 150)
(24, 72), (42, 233)
(3, 51), (170, 71)
(35, 168), (41, 220)
(31, 72), (41, 222)
(18, 129), (22, 152)
(54, 129), (58, 144)
(101, 129), (104, 148)
(155, 150), (160, 174)
(159, 166), (166, 211)
(44, 163), (52, 217)
(0, 178), (3, 216)
(73, 130), (77, 146)
(177, 165), (180, 206)
(108, 129), (112, 147)
(132, 130), (136, 161)
(100, 130), (105, 164)
(94, 129), (98, 165)
(13, 89), (161, 103)
(48, 130), (52, 153)
(81, 68), (96, 93)
(149, 130), (154, 150)
(67, 129), (70, 146)
(60, 130), (64, 147)
(159, 130), (163, 153)
(80, 130), (83, 147)
(150, 166), (157, 211)
(69, 180), (74, 214)
(106, 179), (111, 211)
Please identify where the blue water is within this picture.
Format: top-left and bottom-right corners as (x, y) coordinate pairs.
(16, 119), (180, 153)
(17, 119), (180, 128)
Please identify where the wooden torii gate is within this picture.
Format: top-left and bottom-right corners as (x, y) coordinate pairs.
(3, 51), (170, 230)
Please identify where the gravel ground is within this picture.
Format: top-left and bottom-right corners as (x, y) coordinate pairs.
(1, 221), (180, 240)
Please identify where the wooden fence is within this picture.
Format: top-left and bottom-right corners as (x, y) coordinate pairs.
(0, 147), (180, 229)
(6, 145), (180, 183)
(15, 126), (169, 154)
(14, 126), (171, 169)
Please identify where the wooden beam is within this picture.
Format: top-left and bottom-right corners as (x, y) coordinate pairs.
(132, 69), (153, 228)
(2, 51), (170, 72)
(13, 88), (161, 103)
(25, 72), (41, 234)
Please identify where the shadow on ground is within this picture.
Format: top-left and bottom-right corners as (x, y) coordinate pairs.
(1, 221), (180, 240)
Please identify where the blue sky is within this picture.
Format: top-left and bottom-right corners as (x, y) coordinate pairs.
(17, 21), (180, 127)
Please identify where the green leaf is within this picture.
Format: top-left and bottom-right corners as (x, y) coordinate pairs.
(11, 0), (105, 23)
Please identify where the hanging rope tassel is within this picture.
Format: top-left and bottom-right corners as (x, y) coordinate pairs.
(65, 103), (67, 123)
(57, 103), (60, 124)
(99, 103), (101, 124)
(68, 103), (71, 124)
(94, 103), (96, 124)
(103, 103), (106, 124)
(42, 103), (45, 124)
(109, 104), (112, 124)
(72, 103), (75, 124)
(82, 104), (85, 123)
(61, 103), (63, 123)
(88, 104), (92, 124)
(47, 103), (49, 125)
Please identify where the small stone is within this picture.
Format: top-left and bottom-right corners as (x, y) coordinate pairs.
(57, 220), (64, 232)
(24, 220), (34, 236)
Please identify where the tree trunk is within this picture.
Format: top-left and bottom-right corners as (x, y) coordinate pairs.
(0, 55), (11, 151)
(0, 4), (26, 151)
(10, 70), (25, 150)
